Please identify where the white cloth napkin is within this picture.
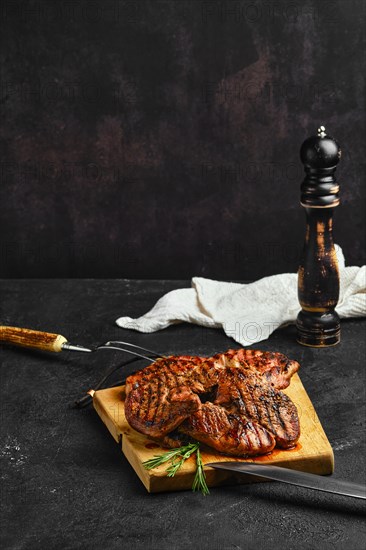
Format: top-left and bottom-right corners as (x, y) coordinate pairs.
(116, 248), (366, 346)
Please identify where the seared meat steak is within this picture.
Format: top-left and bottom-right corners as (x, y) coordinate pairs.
(179, 402), (276, 457)
(214, 367), (300, 449)
(125, 349), (300, 457)
(125, 356), (215, 437)
(218, 348), (299, 390)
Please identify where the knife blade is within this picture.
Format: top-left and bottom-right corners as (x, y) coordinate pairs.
(206, 462), (366, 500)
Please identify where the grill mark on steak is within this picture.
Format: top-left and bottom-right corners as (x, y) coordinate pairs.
(214, 366), (300, 449)
(264, 399), (277, 433)
(164, 360), (178, 388)
(179, 402), (276, 457)
(253, 422), (264, 450)
(248, 420), (265, 452)
(251, 389), (299, 449)
(125, 349), (300, 456)
(152, 370), (165, 424)
(140, 385), (154, 426)
(245, 382), (265, 426)
(150, 375), (162, 424)
(146, 384), (153, 420)
(125, 358), (202, 437)
(144, 384), (154, 423)
(273, 401), (286, 431)
(136, 383), (151, 421)
(239, 422), (250, 451)
(224, 349), (300, 390)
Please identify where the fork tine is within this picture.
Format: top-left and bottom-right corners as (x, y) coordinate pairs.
(96, 344), (157, 362)
(104, 340), (163, 358)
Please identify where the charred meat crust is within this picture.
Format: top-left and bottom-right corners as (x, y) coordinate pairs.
(124, 349), (300, 456)
(179, 402), (276, 457)
(214, 367), (300, 449)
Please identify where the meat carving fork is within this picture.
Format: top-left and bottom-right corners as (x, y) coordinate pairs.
(0, 326), (162, 361)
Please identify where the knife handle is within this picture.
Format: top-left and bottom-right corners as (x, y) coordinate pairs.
(0, 326), (67, 353)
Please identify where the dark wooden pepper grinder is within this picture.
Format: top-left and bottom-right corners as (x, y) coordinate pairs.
(296, 126), (342, 347)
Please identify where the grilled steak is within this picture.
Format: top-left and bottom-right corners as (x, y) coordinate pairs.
(125, 355), (217, 437)
(125, 359), (198, 437)
(214, 367), (300, 449)
(124, 348), (300, 457)
(179, 402), (276, 456)
(217, 348), (300, 389)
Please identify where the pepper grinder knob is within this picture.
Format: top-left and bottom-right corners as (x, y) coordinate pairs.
(296, 126), (342, 347)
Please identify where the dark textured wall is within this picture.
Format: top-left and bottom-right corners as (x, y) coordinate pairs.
(1, 0), (365, 279)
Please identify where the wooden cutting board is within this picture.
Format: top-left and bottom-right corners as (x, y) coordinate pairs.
(93, 374), (334, 493)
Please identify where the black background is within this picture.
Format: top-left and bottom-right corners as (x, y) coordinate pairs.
(1, 0), (365, 279)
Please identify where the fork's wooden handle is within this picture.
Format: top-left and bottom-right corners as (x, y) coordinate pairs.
(0, 326), (67, 352)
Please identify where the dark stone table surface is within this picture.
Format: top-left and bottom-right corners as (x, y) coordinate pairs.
(0, 279), (365, 550)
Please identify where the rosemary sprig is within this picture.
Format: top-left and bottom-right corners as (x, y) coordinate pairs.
(166, 444), (198, 477)
(143, 442), (209, 495)
(143, 442), (198, 470)
(192, 446), (210, 495)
